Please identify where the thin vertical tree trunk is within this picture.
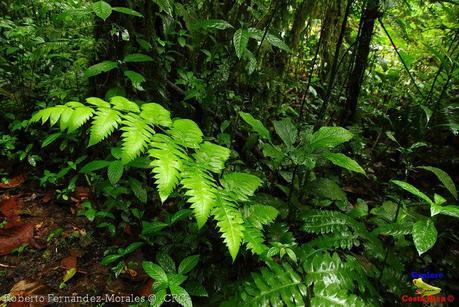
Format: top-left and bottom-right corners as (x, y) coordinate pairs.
(341, 0), (380, 125)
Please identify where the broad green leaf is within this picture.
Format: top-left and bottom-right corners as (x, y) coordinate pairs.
(190, 19), (233, 31)
(41, 132), (61, 148)
(142, 261), (168, 283)
(112, 7), (143, 17)
(412, 219), (437, 255)
(323, 152), (366, 174)
(418, 166), (457, 200)
(129, 177), (147, 203)
(169, 285), (192, 307)
(124, 70), (146, 90)
(431, 204), (459, 219)
(266, 34), (291, 52)
(80, 160), (110, 173)
(233, 28), (249, 59)
(239, 111), (271, 141)
(85, 61), (118, 78)
(101, 254), (122, 265)
(153, 0), (173, 16)
(123, 53), (154, 63)
(178, 255), (199, 275)
(156, 252), (176, 273)
(309, 127), (353, 151)
(273, 118), (297, 147)
(391, 180), (434, 206)
(92, 1), (112, 21)
(107, 160), (124, 185)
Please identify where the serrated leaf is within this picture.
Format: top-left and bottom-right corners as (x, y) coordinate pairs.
(123, 53), (153, 63)
(92, 1), (112, 21)
(142, 261), (168, 283)
(170, 119), (203, 148)
(239, 111), (271, 141)
(110, 96), (140, 113)
(221, 172), (262, 202)
(193, 142), (230, 174)
(418, 166), (457, 200)
(88, 108), (122, 146)
(86, 97), (110, 108)
(323, 152), (365, 174)
(107, 160), (124, 185)
(233, 28), (249, 59)
(169, 285), (192, 307)
(412, 218), (437, 255)
(120, 114), (155, 163)
(140, 103), (172, 127)
(85, 61), (118, 78)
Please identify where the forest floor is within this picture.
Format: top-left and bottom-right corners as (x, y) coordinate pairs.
(0, 163), (152, 304)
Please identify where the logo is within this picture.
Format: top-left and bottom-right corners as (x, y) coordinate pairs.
(400, 273), (455, 303)
(412, 278), (441, 296)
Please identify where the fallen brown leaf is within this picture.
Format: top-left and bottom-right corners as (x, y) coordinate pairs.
(61, 255), (77, 269)
(0, 175), (26, 188)
(138, 279), (154, 296)
(0, 223), (34, 255)
(9, 280), (50, 307)
(0, 195), (22, 228)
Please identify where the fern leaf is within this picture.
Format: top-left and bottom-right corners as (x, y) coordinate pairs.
(246, 204), (279, 227)
(88, 107), (122, 146)
(169, 119), (203, 149)
(68, 106), (94, 133)
(220, 172), (262, 202)
(86, 97), (110, 108)
(110, 96), (140, 113)
(140, 103), (172, 127)
(311, 282), (366, 307)
(181, 162), (217, 228)
(213, 195), (245, 261)
(308, 232), (359, 250)
(193, 141), (230, 174)
(120, 114), (155, 164)
(302, 210), (352, 234)
(149, 134), (185, 202)
(238, 262), (307, 306)
(243, 222), (268, 255)
(303, 252), (353, 288)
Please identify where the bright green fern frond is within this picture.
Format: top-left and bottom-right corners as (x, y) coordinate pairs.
(193, 141), (231, 173)
(237, 262), (307, 306)
(149, 134), (186, 203)
(181, 162), (218, 229)
(213, 194), (245, 261)
(140, 103), (172, 127)
(110, 96), (140, 113)
(243, 222), (268, 255)
(67, 106), (94, 133)
(120, 114), (155, 164)
(246, 204), (279, 227)
(88, 107), (122, 146)
(86, 97), (110, 108)
(169, 119), (203, 149)
(220, 172), (262, 202)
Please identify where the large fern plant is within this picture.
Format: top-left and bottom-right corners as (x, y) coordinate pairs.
(30, 96), (278, 260)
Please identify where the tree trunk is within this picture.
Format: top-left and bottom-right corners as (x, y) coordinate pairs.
(341, 0), (380, 125)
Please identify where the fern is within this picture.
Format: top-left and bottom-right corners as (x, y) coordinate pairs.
(237, 262), (307, 306)
(302, 210), (353, 234)
(311, 282), (366, 307)
(148, 134), (185, 202)
(243, 204), (279, 255)
(31, 96), (266, 260)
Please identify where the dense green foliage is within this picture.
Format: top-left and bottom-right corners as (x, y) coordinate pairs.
(1, 0), (458, 306)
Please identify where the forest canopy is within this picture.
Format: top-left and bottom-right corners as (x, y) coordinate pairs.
(0, 0), (458, 306)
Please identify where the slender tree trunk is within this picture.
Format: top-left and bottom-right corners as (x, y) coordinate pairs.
(341, 0), (380, 125)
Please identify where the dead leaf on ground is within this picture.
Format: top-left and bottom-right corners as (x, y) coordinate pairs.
(138, 279), (154, 296)
(71, 186), (90, 203)
(0, 195), (22, 228)
(9, 280), (50, 307)
(61, 256), (77, 269)
(0, 175), (26, 189)
(0, 223), (34, 255)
